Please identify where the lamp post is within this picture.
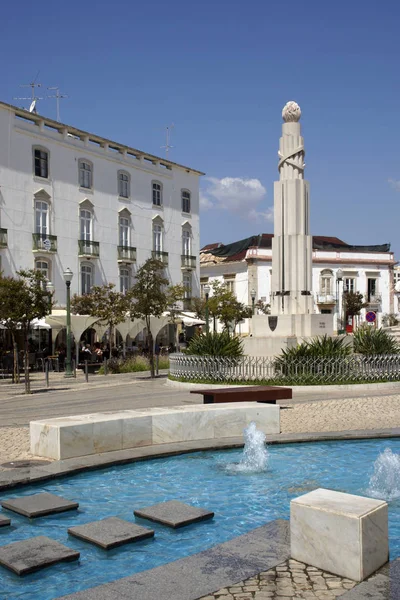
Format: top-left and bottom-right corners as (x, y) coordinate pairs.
(204, 284), (210, 335)
(336, 268), (343, 334)
(343, 283), (348, 335)
(250, 288), (256, 315)
(63, 268), (74, 378)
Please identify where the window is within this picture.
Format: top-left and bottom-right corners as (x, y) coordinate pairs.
(183, 273), (192, 299)
(35, 259), (49, 280)
(344, 278), (355, 293)
(118, 171), (130, 198)
(35, 200), (49, 235)
(120, 267), (130, 293)
(80, 209), (92, 241)
(119, 216), (130, 247)
(182, 190), (191, 213)
(367, 278), (378, 301)
(34, 148), (49, 178)
(81, 264), (93, 294)
(224, 278), (235, 294)
(320, 269), (333, 295)
(200, 280), (209, 298)
(79, 160), (93, 189)
(152, 182), (162, 206)
(153, 223), (162, 252)
(182, 229), (191, 256)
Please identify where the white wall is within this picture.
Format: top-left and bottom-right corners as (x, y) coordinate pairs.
(0, 104), (201, 305)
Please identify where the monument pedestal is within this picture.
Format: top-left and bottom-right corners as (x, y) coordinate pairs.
(252, 313), (333, 338)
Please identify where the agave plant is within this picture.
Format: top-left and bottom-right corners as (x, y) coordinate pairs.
(186, 332), (244, 357)
(353, 325), (400, 356)
(307, 334), (352, 357)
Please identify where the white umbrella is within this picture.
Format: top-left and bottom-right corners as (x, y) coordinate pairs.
(31, 318), (51, 330)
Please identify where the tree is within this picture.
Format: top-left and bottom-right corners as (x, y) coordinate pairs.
(190, 296), (206, 320)
(165, 284), (185, 349)
(255, 300), (271, 315)
(128, 258), (169, 378)
(0, 270), (52, 393)
(208, 281), (251, 334)
(71, 283), (129, 349)
(344, 291), (367, 330)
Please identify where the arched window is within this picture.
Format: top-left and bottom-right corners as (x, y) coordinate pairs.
(35, 200), (49, 235)
(78, 159), (93, 189)
(182, 190), (191, 213)
(152, 181), (162, 206)
(182, 228), (191, 256)
(320, 269), (333, 295)
(35, 259), (49, 280)
(81, 264), (93, 295)
(33, 146), (49, 179)
(118, 171), (130, 198)
(119, 267), (131, 293)
(80, 208), (92, 241)
(119, 215), (130, 247)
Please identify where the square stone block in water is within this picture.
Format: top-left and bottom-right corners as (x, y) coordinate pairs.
(68, 517), (155, 549)
(0, 516), (11, 527)
(291, 488), (388, 582)
(134, 500), (214, 528)
(1, 493), (79, 518)
(0, 535), (80, 575)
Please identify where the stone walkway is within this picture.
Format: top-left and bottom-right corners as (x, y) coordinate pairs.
(198, 559), (357, 600)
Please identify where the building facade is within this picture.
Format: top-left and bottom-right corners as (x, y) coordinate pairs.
(200, 234), (396, 333)
(0, 102), (202, 306)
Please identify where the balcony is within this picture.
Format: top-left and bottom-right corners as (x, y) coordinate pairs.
(0, 228), (7, 248)
(32, 233), (57, 253)
(78, 240), (100, 258)
(118, 246), (136, 263)
(152, 250), (169, 265)
(316, 293), (337, 304)
(366, 294), (382, 307)
(181, 254), (196, 269)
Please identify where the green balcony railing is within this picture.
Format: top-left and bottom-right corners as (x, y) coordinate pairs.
(0, 228), (7, 248)
(118, 246), (137, 262)
(32, 233), (57, 252)
(78, 240), (100, 257)
(181, 254), (196, 269)
(152, 250), (169, 265)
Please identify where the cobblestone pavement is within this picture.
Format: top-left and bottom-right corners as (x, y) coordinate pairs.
(197, 559), (357, 600)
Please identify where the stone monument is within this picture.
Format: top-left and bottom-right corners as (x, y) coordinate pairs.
(251, 102), (333, 344)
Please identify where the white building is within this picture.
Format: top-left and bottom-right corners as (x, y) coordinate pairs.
(0, 101), (203, 308)
(200, 234), (396, 333)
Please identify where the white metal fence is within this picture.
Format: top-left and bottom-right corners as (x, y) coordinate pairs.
(169, 353), (400, 384)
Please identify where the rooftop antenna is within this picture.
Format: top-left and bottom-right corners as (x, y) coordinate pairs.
(161, 123), (174, 159)
(14, 71), (43, 112)
(47, 86), (68, 122)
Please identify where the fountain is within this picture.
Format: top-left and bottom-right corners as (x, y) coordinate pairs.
(226, 422), (269, 473)
(367, 448), (400, 501)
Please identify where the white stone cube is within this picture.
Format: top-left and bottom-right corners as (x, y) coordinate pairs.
(290, 488), (388, 581)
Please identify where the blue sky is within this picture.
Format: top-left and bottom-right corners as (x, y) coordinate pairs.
(1, 0), (399, 255)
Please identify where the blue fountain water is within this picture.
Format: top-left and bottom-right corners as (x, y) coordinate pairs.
(0, 437), (399, 599)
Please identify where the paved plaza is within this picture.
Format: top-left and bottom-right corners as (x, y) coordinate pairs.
(0, 375), (399, 468)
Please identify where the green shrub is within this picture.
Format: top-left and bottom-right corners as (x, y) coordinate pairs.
(186, 332), (244, 357)
(275, 334), (351, 366)
(98, 356), (170, 374)
(353, 325), (400, 356)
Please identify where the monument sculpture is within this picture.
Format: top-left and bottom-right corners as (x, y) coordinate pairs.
(252, 102), (333, 342)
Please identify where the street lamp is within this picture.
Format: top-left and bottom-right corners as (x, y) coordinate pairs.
(63, 268), (74, 378)
(250, 288), (256, 315)
(336, 268), (344, 334)
(204, 284), (210, 335)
